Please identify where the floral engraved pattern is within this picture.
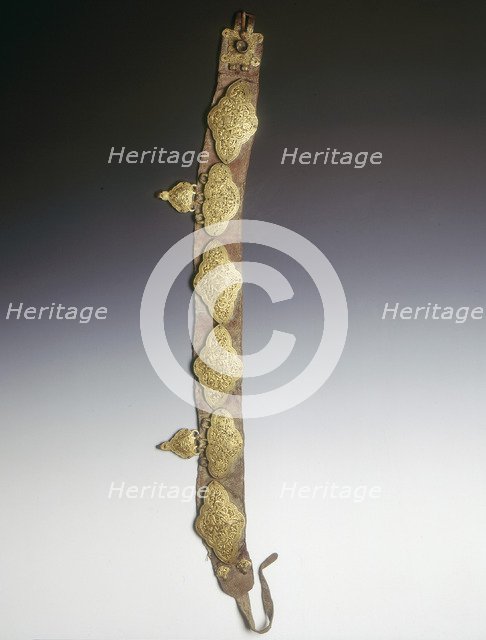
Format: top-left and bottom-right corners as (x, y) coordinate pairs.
(193, 325), (243, 409)
(201, 163), (240, 235)
(207, 80), (258, 164)
(195, 481), (245, 563)
(193, 240), (242, 323)
(206, 409), (243, 478)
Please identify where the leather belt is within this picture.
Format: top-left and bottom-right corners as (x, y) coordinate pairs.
(156, 11), (277, 634)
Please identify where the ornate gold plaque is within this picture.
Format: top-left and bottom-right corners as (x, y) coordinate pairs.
(207, 80), (258, 164)
(157, 182), (196, 213)
(201, 163), (240, 235)
(193, 325), (242, 409)
(193, 240), (242, 323)
(206, 409), (243, 478)
(221, 26), (263, 70)
(195, 481), (245, 563)
(158, 429), (198, 459)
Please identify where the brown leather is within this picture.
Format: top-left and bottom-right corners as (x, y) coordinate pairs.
(191, 11), (277, 633)
(236, 553), (278, 633)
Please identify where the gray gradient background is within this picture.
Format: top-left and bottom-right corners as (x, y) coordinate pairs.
(1, 1), (486, 639)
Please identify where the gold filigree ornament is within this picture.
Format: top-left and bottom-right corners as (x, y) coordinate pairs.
(237, 558), (252, 574)
(157, 163), (240, 235)
(195, 481), (245, 563)
(193, 240), (242, 323)
(208, 80), (258, 164)
(206, 409), (243, 478)
(199, 163), (240, 236)
(193, 325), (242, 408)
(157, 429), (199, 459)
(156, 181), (196, 213)
(216, 565), (231, 580)
(221, 25), (263, 70)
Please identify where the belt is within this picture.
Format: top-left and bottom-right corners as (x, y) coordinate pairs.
(156, 11), (277, 634)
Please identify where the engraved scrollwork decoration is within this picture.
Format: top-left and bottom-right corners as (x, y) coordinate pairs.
(193, 240), (242, 324)
(156, 410), (242, 480)
(156, 181), (196, 213)
(208, 80), (258, 164)
(195, 480), (245, 563)
(199, 163), (240, 235)
(157, 429), (199, 459)
(193, 325), (243, 409)
(221, 25), (263, 70)
(205, 409), (243, 478)
(156, 163), (240, 236)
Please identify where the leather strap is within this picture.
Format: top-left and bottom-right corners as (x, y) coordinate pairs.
(236, 553), (279, 633)
(157, 12), (277, 633)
